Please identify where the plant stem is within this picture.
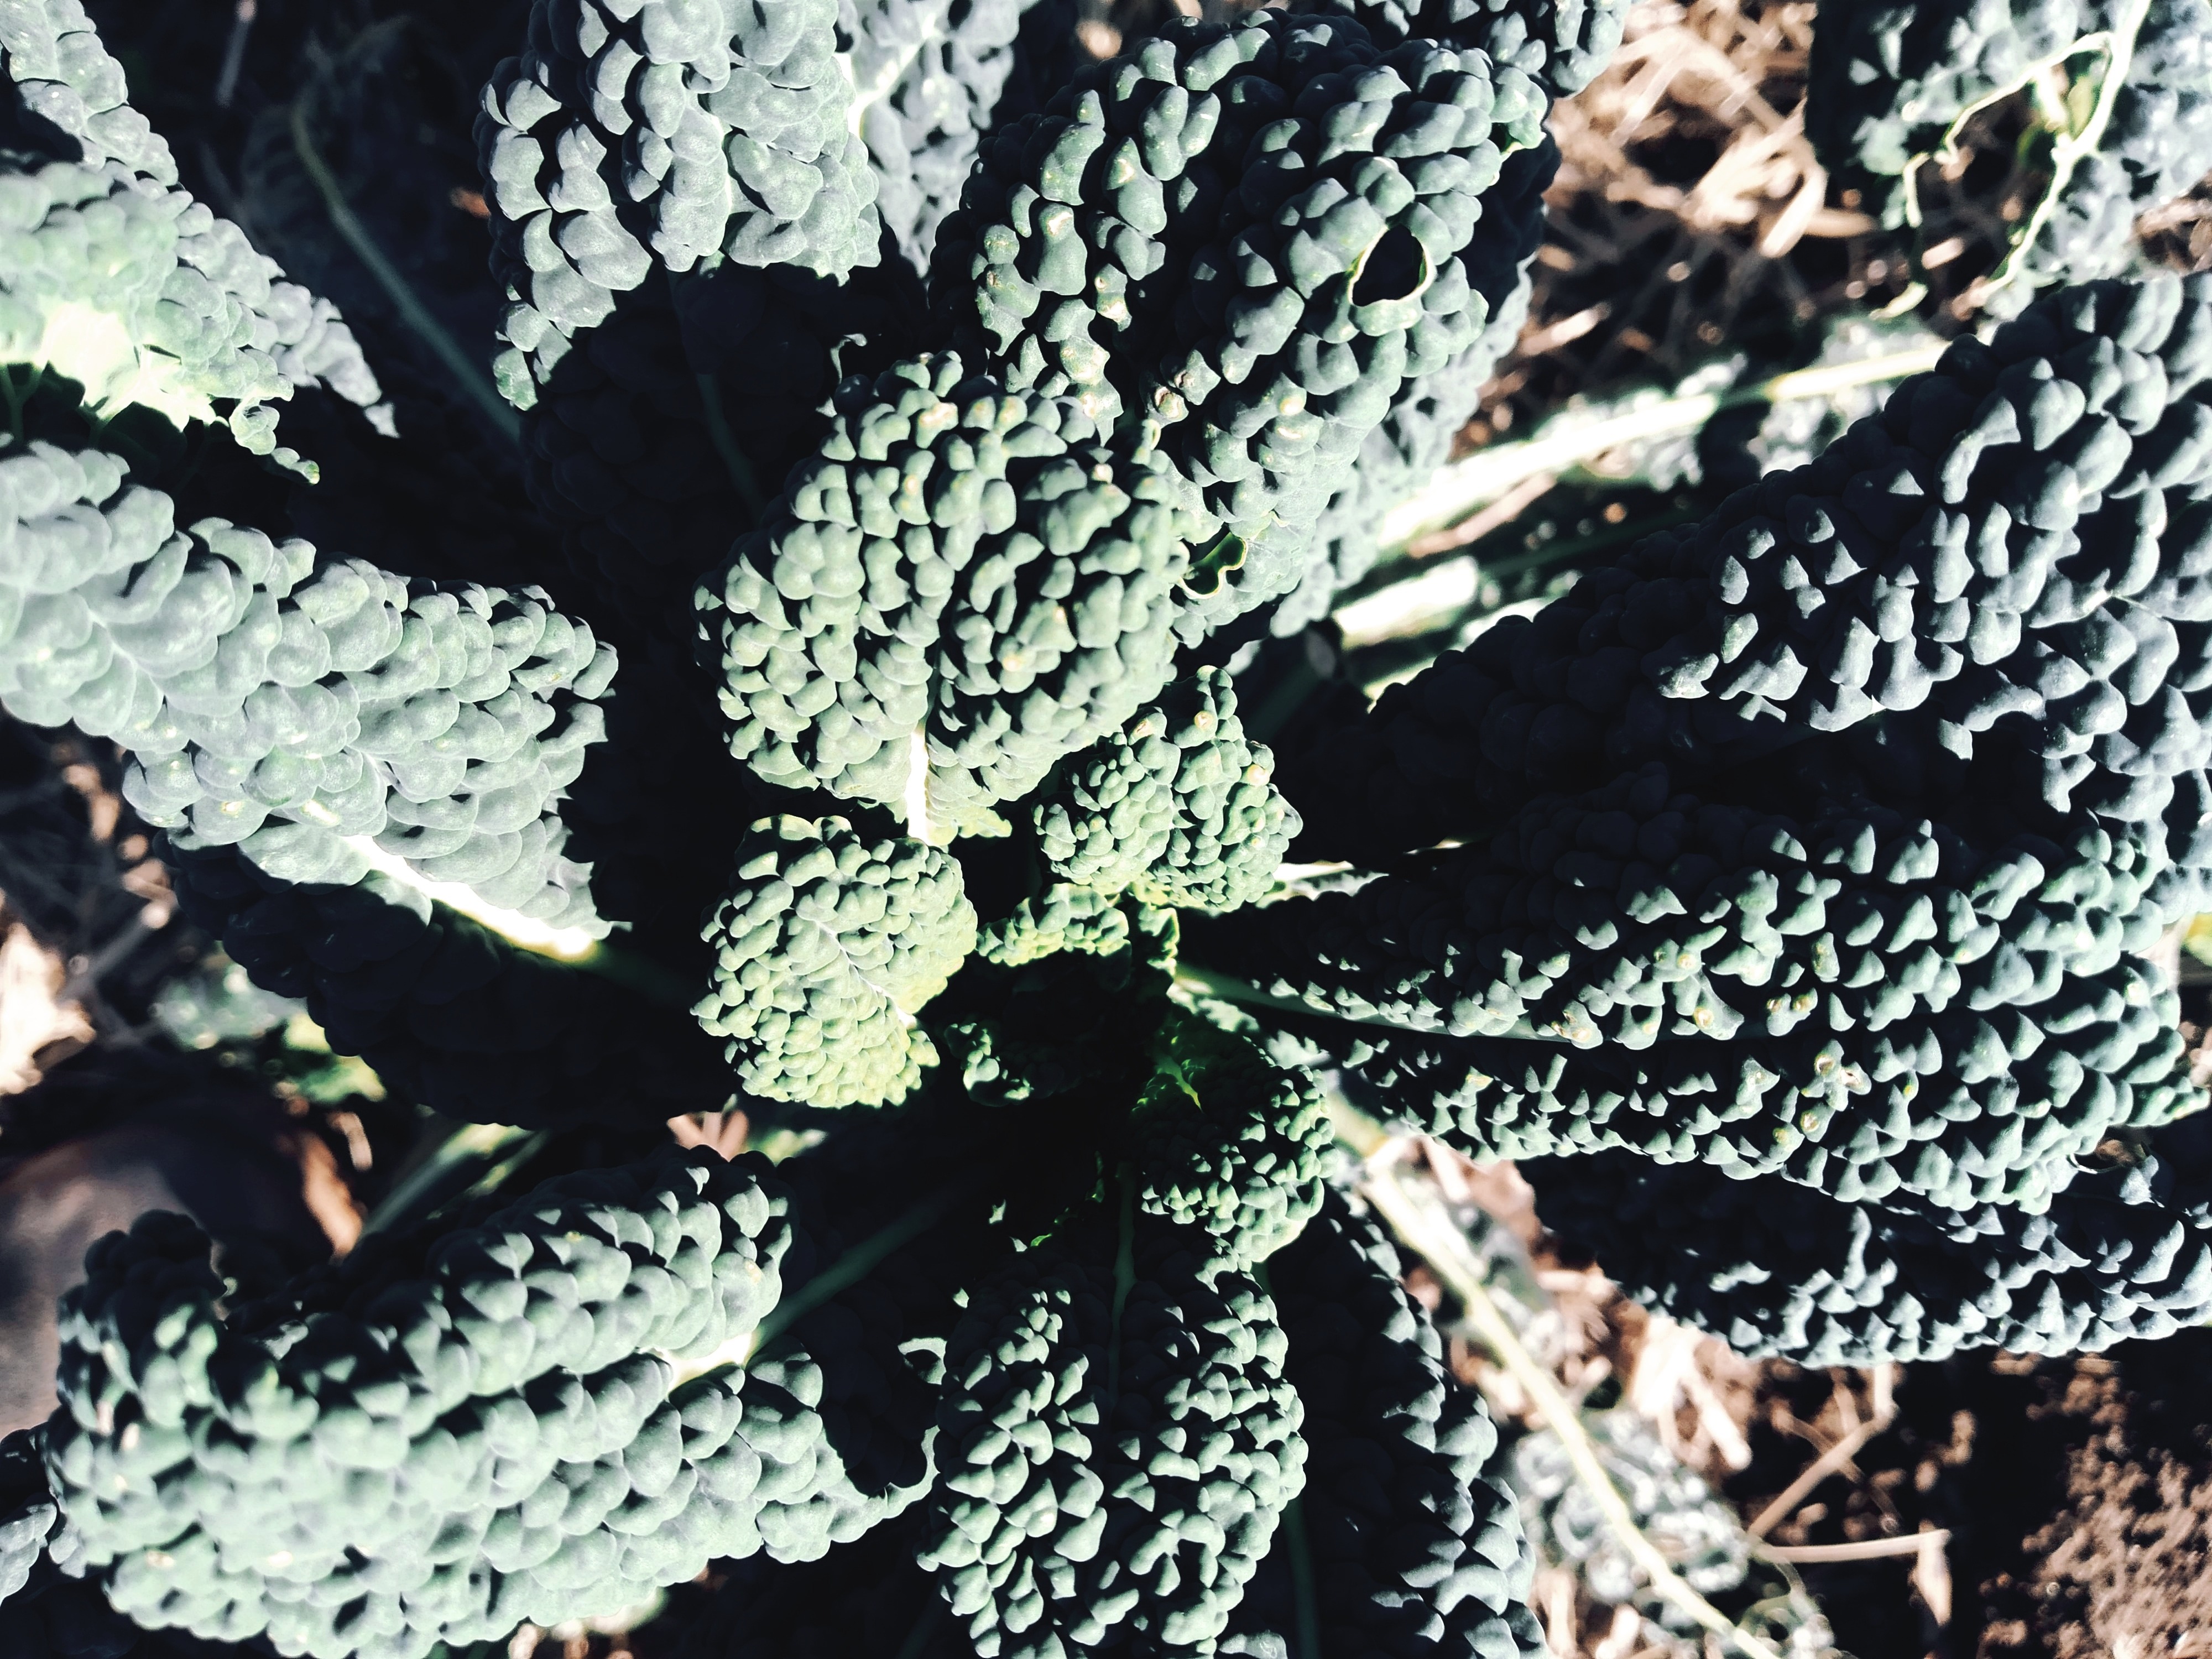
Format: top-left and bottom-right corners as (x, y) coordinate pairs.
(1172, 962), (1479, 1039)
(358, 1120), (543, 1239)
(1375, 344), (1947, 552)
(289, 100), (521, 448)
(333, 830), (703, 1011)
(695, 372), (767, 519)
(333, 831), (603, 962)
(1358, 1153), (1786, 1659)
(0, 362), (35, 441)
(891, 1602), (950, 1659)
(748, 1166), (990, 1354)
(1282, 1498), (1322, 1659)
(567, 939), (701, 1010)
(1105, 1167), (1136, 1400)
(215, 0), (255, 107)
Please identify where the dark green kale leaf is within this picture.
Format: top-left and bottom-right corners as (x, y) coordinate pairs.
(696, 815), (978, 1109)
(922, 1213), (1306, 1657)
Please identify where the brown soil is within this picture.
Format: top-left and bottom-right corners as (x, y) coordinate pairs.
(1972, 1338), (2212, 1659)
(2, 1), (2209, 1654)
(1661, 1335), (2212, 1659)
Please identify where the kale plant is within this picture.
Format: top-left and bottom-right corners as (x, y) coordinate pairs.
(1, 0), (2211, 1655)
(1807, 0), (2212, 291)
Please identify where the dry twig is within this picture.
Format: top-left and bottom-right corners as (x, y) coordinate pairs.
(1360, 1148), (1787, 1659)
(1760, 1530), (1948, 1563)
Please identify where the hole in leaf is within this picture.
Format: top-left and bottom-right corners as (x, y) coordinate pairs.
(1352, 228), (1423, 305)
(1182, 531), (1248, 597)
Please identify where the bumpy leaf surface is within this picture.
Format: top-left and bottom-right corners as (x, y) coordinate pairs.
(696, 815), (978, 1107)
(1298, 0), (1630, 96)
(1032, 666), (1300, 911)
(923, 1221), (1305, 1656)
(1226, 1191), (1545, 1658)
(46, 1151), (794, 1659)
(1290, 275), (2212, 859)
(700, 352), (1217, 832)
(933, 10), (1547, 631)
(0, 435), (614, 932)
(478, 0), (881, 405)
(1128, 1014), (1331, 1265)
(1806, 0), (2212, 286)
(1528, 1108), (2212, 1364)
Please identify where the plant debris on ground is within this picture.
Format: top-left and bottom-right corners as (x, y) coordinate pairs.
(1, 0), (2210, 1654)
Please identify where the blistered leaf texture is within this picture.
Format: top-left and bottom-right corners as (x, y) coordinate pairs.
(696, 815), (977, 1107)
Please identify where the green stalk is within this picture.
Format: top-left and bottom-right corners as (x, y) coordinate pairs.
(750, 1167), (990, 1353)
(1281, 1499), (1322, 1659)
(564, 938), (703, 1011)
(1105, 1167), (1137, 1401)
(1425, 503), (1704, 593)
(892, 1603), (949, 1659)
(696, 372), (768, 520)
(289, 100), (521, 448)
(0, 362), (37, 441)
(359, 1120), (544, 1239)
(1243, 648), (1327, 744)
(1174, 961), (1558, 1044)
